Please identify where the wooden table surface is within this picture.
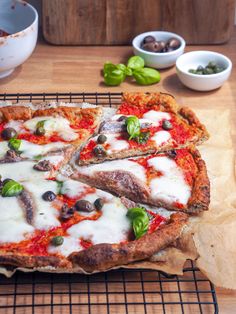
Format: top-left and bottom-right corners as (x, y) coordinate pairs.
(1, 28), (236, 313)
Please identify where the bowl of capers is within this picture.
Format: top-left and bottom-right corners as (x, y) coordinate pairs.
(176, 51), (232, 91)
(132, 31), (185, 69)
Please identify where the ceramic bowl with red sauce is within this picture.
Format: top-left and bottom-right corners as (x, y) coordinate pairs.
(0, 0), (38, 79)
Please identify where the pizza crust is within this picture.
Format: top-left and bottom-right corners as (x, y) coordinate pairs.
(0, 213), (187, 272)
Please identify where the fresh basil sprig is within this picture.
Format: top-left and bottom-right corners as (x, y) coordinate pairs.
(125, 116), (140, 140)
(1, 179), (24, 197)
(127, 207), (149, 239)
(103, 56), (161, 86)
(8, 138), (21, 152)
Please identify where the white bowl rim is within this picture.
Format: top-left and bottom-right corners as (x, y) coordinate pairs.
(0, 0), (38, 39)
(176, 50), (232, 78)
(132, 31), (186, 56)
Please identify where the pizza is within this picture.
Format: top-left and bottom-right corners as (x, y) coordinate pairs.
(78, 92), (209, 165)
(0, 93), (210, 274)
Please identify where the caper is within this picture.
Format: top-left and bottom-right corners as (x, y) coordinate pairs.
(1, 128), (17, 140)
(97, 134), (107, 144)
(42, 191), (56, 202)
(189, 69), (196, 74)
(197, 65), (204, 71)
(207, 61), (217, 69)
(93, 145), (107, 157)
(167, 38), (181, 49)
(162, 120), (173, 130)
(75, 200), (94, 212)
(35, 126), (45, 136)
(94, 198), (104, 210)
(51, 236), (64, 246)
(143, 35), (155, 44)
(215, 66), (224, 73)
(204, 67), (214, 75)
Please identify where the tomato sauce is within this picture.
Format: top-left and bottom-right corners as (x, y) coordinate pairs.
(79, 139), (97, 160)
(148, 212), (166, 234)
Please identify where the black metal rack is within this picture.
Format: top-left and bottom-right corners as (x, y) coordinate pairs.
(0, 93), (218, 314)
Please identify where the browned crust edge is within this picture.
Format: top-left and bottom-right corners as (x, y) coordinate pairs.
(0, 213), (187, 272)
(0, 106), (32, 122)
(68, 212), (188, 272)
(73, 147), (210, 214)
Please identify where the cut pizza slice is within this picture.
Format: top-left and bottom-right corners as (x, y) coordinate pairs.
(0, 176), (187, 272)
(78, 92), (209, 165)
(72, 148), (210, 213)
(0, 104), (102, 175)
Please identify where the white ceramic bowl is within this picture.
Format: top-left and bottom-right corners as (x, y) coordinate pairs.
(176, 51), (232, 91)
(132, 31), (185, 69)
(0, 0), (38, 79)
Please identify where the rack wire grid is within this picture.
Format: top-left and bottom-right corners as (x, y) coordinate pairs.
(0, 93), (218, 314)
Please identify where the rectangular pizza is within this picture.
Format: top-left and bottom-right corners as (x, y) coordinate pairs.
(0, 93), (210, 274)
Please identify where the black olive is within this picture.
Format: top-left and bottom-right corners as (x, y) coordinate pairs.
(35, 126), (45, 136)
(1, 128), (17, 140)
(75, 200), (94, 212)
(142, 41), (163, 53)
(94, 198), (104, 210)
(143, 35), (155, 44)
(33, 160), (52, 171)
(93, 145), (107, 157)
(97, 134), (107, 144)
(60, 204), (75, 220)
(162, 120), (173, 130)
(167, 150), (177, 159)
(51, 236), (64, 246)
(167, 38), (181, 49)
(42, 191), (56, 202)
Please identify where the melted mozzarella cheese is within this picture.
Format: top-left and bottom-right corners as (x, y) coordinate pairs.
(0, 161), (50, 182)
(0, 196), (34, 243)
(48, 236), (83, 257)
(20, 141), (67, 159)
(0, 141), (9, 158)
(148, 156), (191, 205)
(142, 111), (171, 125)
(77, 159), (147, 183)
(68, 198), (131, 245)
(151, 131), (171, 146)
(23, 180), (60, 230)
(23, 116), (78, 141)
(5, 120), (24, 133)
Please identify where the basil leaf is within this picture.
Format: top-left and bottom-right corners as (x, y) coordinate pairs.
(125, 67), (133, 76)
(133, 68), (161, 85)
(8, 138), (21, 151)
(135, 131), (150, 144)
(127, 56), (145, 70)
(104, 62), (117, 73)
(104, 65), (126, 86)
(1, 179), (24, 197)
(116, 63), (127, 72)
(56, 181), (63, 194)
(127, 207), (149, 239)
(125, 116), (140, 140)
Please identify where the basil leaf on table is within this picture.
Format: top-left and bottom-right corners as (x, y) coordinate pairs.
(103, 62), (126, 86)
(125, 116), (140, 140)
(1, 179), (24, 197)
(133, 68), (161, 85)
(8, 138), (21, 152)
(127, 56), (145, 70)
(127, 207), (149, 239)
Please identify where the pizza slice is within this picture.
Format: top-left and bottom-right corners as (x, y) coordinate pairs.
(0, 176), (187, 272)
(0, 104), (102, 175)
(78, 92), (209, 165)
(72, 148), (210, 213)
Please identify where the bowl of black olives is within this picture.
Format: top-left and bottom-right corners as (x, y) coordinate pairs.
(176, 51), (232, 91)
(132, 31), (185, 69)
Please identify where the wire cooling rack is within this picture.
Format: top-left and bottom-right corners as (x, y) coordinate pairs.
(0, 93), (218, 314)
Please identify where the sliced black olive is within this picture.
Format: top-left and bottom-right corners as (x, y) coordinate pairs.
(166, 150), (177, 159)
(94, 198), (104, 210)
(35, 126), (45, 136)
(97, 134), (107, 144)
(93, 145), (107, 157)
(75, 200), (94, 212)
(1, 128), (17, 140)
(162, 120), (173, 130)
(33, 160), (52, 171)
(60, 204), (75, 220)
(42, 191), (56, 202)
(51, 236), (64, 246)
(143, 35), (155, 44)
(117, 115), (127, 122)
